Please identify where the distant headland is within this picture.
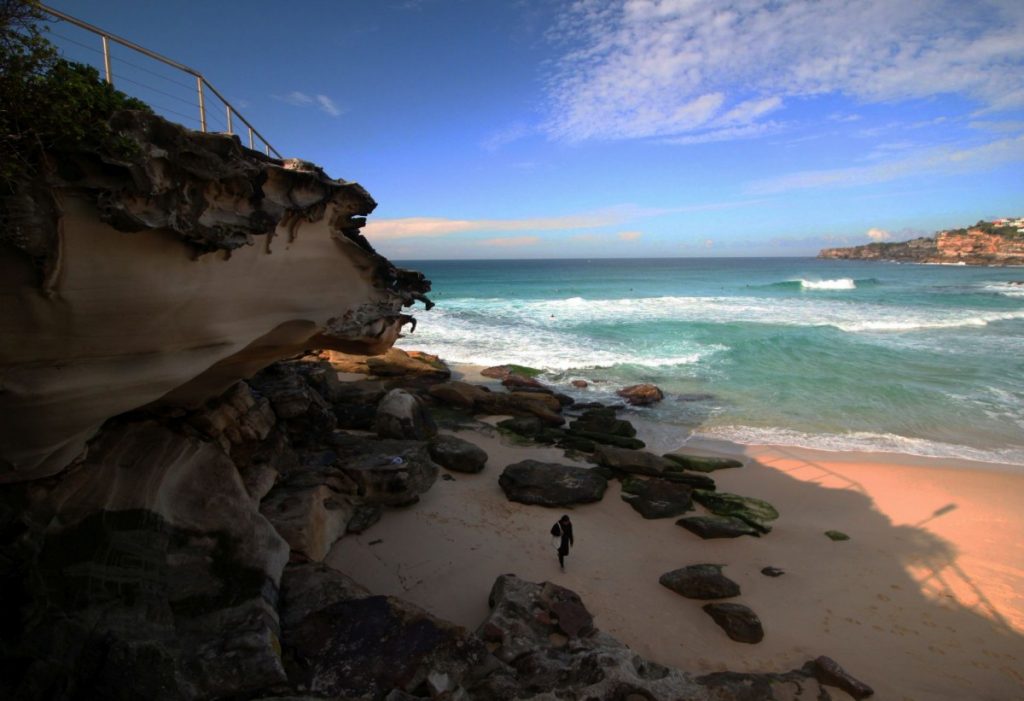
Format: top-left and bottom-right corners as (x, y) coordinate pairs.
(819, 218), (1024, 266)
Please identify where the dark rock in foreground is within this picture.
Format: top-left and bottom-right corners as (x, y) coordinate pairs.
(696, 670), (832, 699)
(429, 434), (488, 473)
(676, 515), (763, 539)
(761, 566), (786, 577)
(469, 574), (833, 699)
(660, 564), (741, 600)
(280, 563), (486, 699)
(703, 602), (765, 644)
(663, 452), (744, 472)
(498, 460), (607, 506)
(468, 574), (707, 699)
(621, 477), (694, 518)
(803, 655), (875, 699)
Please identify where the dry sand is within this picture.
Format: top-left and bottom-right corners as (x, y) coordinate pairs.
(329, 422), (1024, 700)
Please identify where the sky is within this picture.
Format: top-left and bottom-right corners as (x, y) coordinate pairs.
(42, 0), (1024, 259)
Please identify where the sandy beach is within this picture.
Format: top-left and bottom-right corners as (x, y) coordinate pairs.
(330, 415), (1024, 700)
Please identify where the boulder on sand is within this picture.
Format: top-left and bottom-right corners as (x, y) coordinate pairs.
(659, 564), (741, 600)
(429, 434), (488, 473)
(498, 460), (607, 506)
(594, 444), (671, 476)
(663, 453), (744, 473)
(676, 515), (762, 539)
(621, 477), (694, 518)
(703, 603), (765, 644)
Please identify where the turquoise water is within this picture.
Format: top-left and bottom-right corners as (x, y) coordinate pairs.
(396, 258), (1024, 465)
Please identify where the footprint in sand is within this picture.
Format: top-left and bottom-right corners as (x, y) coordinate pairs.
(877, 594), (891, 602)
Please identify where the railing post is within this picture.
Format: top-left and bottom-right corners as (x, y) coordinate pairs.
(264, 143), (270, 156)
(101, 35), (112, 84)
(225, 105), (233, 135)
(248, 127), (254, 149)
(196, 76), (206, 132)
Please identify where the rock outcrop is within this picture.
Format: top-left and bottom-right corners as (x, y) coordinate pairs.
(0, 110), (430, 483)
(498, 460), (608, 506)
(818, 221), (1024, 265)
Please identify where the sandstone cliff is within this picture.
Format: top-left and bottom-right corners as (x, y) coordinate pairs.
(819, 224), (1024, 265)
(0, 110), (430, 482)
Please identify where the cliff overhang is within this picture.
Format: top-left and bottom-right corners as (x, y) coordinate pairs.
(0, 109), (430, 482)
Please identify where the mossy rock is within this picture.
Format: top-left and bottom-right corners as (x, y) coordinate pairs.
(825, 530), (850, 541)
(568, 429), (645, 450)
(693, 490), (778, 534)
(497, 416), (545, 437)
(506, 364), (544, 378)
(663, 453), (743, 473)
(661, 471), (716, 490)
(557, 434), (596, 453)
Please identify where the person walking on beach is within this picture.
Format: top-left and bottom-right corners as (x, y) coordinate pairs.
(551, 515), (574, 570)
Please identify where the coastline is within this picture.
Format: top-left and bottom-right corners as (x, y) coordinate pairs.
(329, 366), (1024, 699)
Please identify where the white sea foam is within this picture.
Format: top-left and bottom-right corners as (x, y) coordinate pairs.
(427, 295), (1024, 335)
(799, 278), (856, 290)
(695, 425), (1024, 467)
(984, 282), (1024, 298)
(399, 308), (717, 370)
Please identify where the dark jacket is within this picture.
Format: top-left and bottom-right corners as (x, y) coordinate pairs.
(551, 520), (573, 555)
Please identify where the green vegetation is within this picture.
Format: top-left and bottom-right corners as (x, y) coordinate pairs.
(505, 364), (544, 378)
(946, 220), (1023, 239)
(0, 0), (150, 191)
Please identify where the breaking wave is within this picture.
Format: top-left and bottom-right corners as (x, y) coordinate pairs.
(421, 295), (1024, 335)
(695, 425), (1024, 466)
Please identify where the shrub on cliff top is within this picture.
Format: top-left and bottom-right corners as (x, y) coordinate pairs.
(1, 0), (151, 190)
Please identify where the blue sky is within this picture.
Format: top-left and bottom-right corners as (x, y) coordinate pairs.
(43, 0), (1024, 259)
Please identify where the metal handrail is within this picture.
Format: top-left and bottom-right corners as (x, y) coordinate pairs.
(39, 4), (282, 158)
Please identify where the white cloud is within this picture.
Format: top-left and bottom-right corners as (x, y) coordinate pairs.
(618, 230), (643, 241)
(748, 134), (1024, 194)
(545, 0), (1024, 142)
(274, 91), (343, 117)
(866, 228), (891, 241)
(481, 236), (541, 247)
(363, 210), (629, 240)
(316, 95), (342, 117)
(278, 91), (313, 106)
(704, 239), (714, 248)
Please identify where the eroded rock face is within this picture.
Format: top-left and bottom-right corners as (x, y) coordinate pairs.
(0, 110), (430, 483)
(3, 421), (291, 700)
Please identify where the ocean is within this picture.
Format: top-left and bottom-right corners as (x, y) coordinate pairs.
(395, 258), (1024, 466)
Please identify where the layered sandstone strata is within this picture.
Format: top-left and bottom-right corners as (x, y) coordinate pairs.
(0, 111), (429, 482)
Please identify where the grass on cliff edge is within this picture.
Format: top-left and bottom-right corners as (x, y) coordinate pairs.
(1, 0), (151, 191)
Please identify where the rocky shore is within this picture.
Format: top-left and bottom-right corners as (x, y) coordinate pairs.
(818, 221), (1024, 265)
(3, 109), (1022, 700)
